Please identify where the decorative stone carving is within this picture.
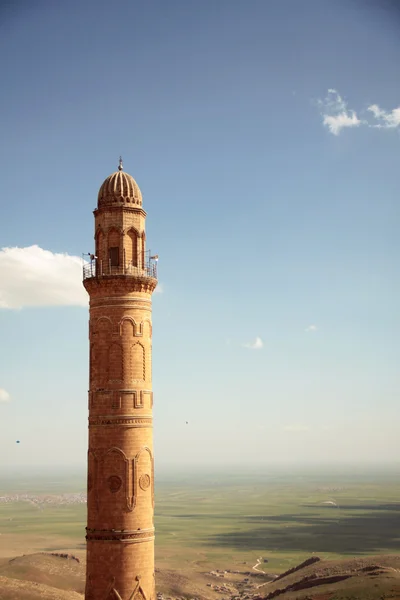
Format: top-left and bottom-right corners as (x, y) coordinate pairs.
(140, 318), (152, 338)
(140, 390), (153, 408)
(112, 393), (122, 409)
(135, 391), (143, 408)
(102, 575), (148, 600)
(108, 475), (123, 493)
(89, 416), (152, 428)
(131, 342), (145, 381)
(101, 446), (134, 510)
(120, 316), (136, 337)
(133, 446), (154, 507)
(139, 474), (151, 491)
(86, 527), (155, 543)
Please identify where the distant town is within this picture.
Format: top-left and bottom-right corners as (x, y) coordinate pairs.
(0, 493), (86, 506)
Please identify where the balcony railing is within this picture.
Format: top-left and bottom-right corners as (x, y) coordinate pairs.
(83, 260), (157, 281)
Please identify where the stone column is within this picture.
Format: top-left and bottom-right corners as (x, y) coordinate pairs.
(84, 277), (156, 600)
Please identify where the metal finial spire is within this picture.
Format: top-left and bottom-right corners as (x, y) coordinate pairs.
(118, 156), (123, 171)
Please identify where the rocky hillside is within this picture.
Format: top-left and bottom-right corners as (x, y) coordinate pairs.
(0, 552), (400, 600)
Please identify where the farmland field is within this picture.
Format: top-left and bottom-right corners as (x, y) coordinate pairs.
(0, 465), (399, 574)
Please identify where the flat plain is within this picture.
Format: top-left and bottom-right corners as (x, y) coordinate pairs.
(1, 466), (400, 569)
(0, 465), (399, 598)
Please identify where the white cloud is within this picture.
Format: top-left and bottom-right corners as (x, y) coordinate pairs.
(317, 89), (400, 135)
(0, 245), (88, 309)
(0, 245), (165, 310)
(367, 104), (400, 129)
(0, 389), (10, 402)
(154, 283), (164, 294)
(283, 424), (309, 433)
(243, 337), (264, 350)
(323, 111), (361, 136)
(318, 89), (362, 135)
(305, 324), (317, 332)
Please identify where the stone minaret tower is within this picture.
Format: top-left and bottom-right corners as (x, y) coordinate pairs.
(83, 160), (157, 600)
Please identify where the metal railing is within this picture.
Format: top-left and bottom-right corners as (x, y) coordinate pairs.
(83, 260), (157, 281)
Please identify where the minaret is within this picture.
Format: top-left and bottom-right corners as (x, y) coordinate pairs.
(83, 159), (157, 600)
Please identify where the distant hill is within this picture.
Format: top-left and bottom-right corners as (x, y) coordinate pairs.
(0, 574), (82, 600)
(255, 554), (400, 599)
(0, 552), (84, 599)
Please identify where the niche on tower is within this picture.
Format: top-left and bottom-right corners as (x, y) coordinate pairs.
(133, 446), (154, 511)
(127, 228), (139, 268)
(102, 447), (132, 513)
(107, 227), (121, 270)
(108, 343), (123, 382)
(95, 228), (105, 271)
(120, 316), (136, 338)
(130, 342), (146, 382)
(92, 317), (113, 387)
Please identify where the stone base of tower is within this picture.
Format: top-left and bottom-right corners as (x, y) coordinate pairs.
(85, 540), (155, 600)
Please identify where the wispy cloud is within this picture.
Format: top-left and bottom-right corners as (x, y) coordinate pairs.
(367, 104), (400, 129)
(0, 389), (10, 402)
(0, 245), (88, 309)
(283, 424), (309, 433)
(317, 89), (400, 135)
(305, 324), (317, 333)
(243, 337), (264, 350)
(155, 283), (164, 294)
(317, 89), (362, 135)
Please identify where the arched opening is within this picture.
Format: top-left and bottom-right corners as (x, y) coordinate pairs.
(127, 228), (138, 268)
(141, 231), (146, 270)
(95, 229), (104, 272)
(108, 228), (120, 270)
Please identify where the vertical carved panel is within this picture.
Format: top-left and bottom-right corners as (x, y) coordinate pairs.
(108, 343), (123, 381)
(89, 344), (96, 387)
(94, 318), (113, 386)
(87, 450), (99, 512)
(103, 447), (132, 511)
(131, 342), (145, 381)
(133, 447), (154, 511)
(134, 391), (143, 408)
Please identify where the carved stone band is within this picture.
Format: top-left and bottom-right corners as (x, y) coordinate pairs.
(89, 416), (152, 427)
(86, 527), (155, 543)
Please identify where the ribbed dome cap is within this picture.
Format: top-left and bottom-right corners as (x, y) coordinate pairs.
(98, 160), (142, 208)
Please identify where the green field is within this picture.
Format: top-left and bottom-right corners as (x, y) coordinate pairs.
(0, 465), (399, 573)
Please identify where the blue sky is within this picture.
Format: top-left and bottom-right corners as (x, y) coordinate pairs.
(0, 0), (399, 469)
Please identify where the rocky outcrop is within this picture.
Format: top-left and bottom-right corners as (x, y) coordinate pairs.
(273, 556), (321, 582)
